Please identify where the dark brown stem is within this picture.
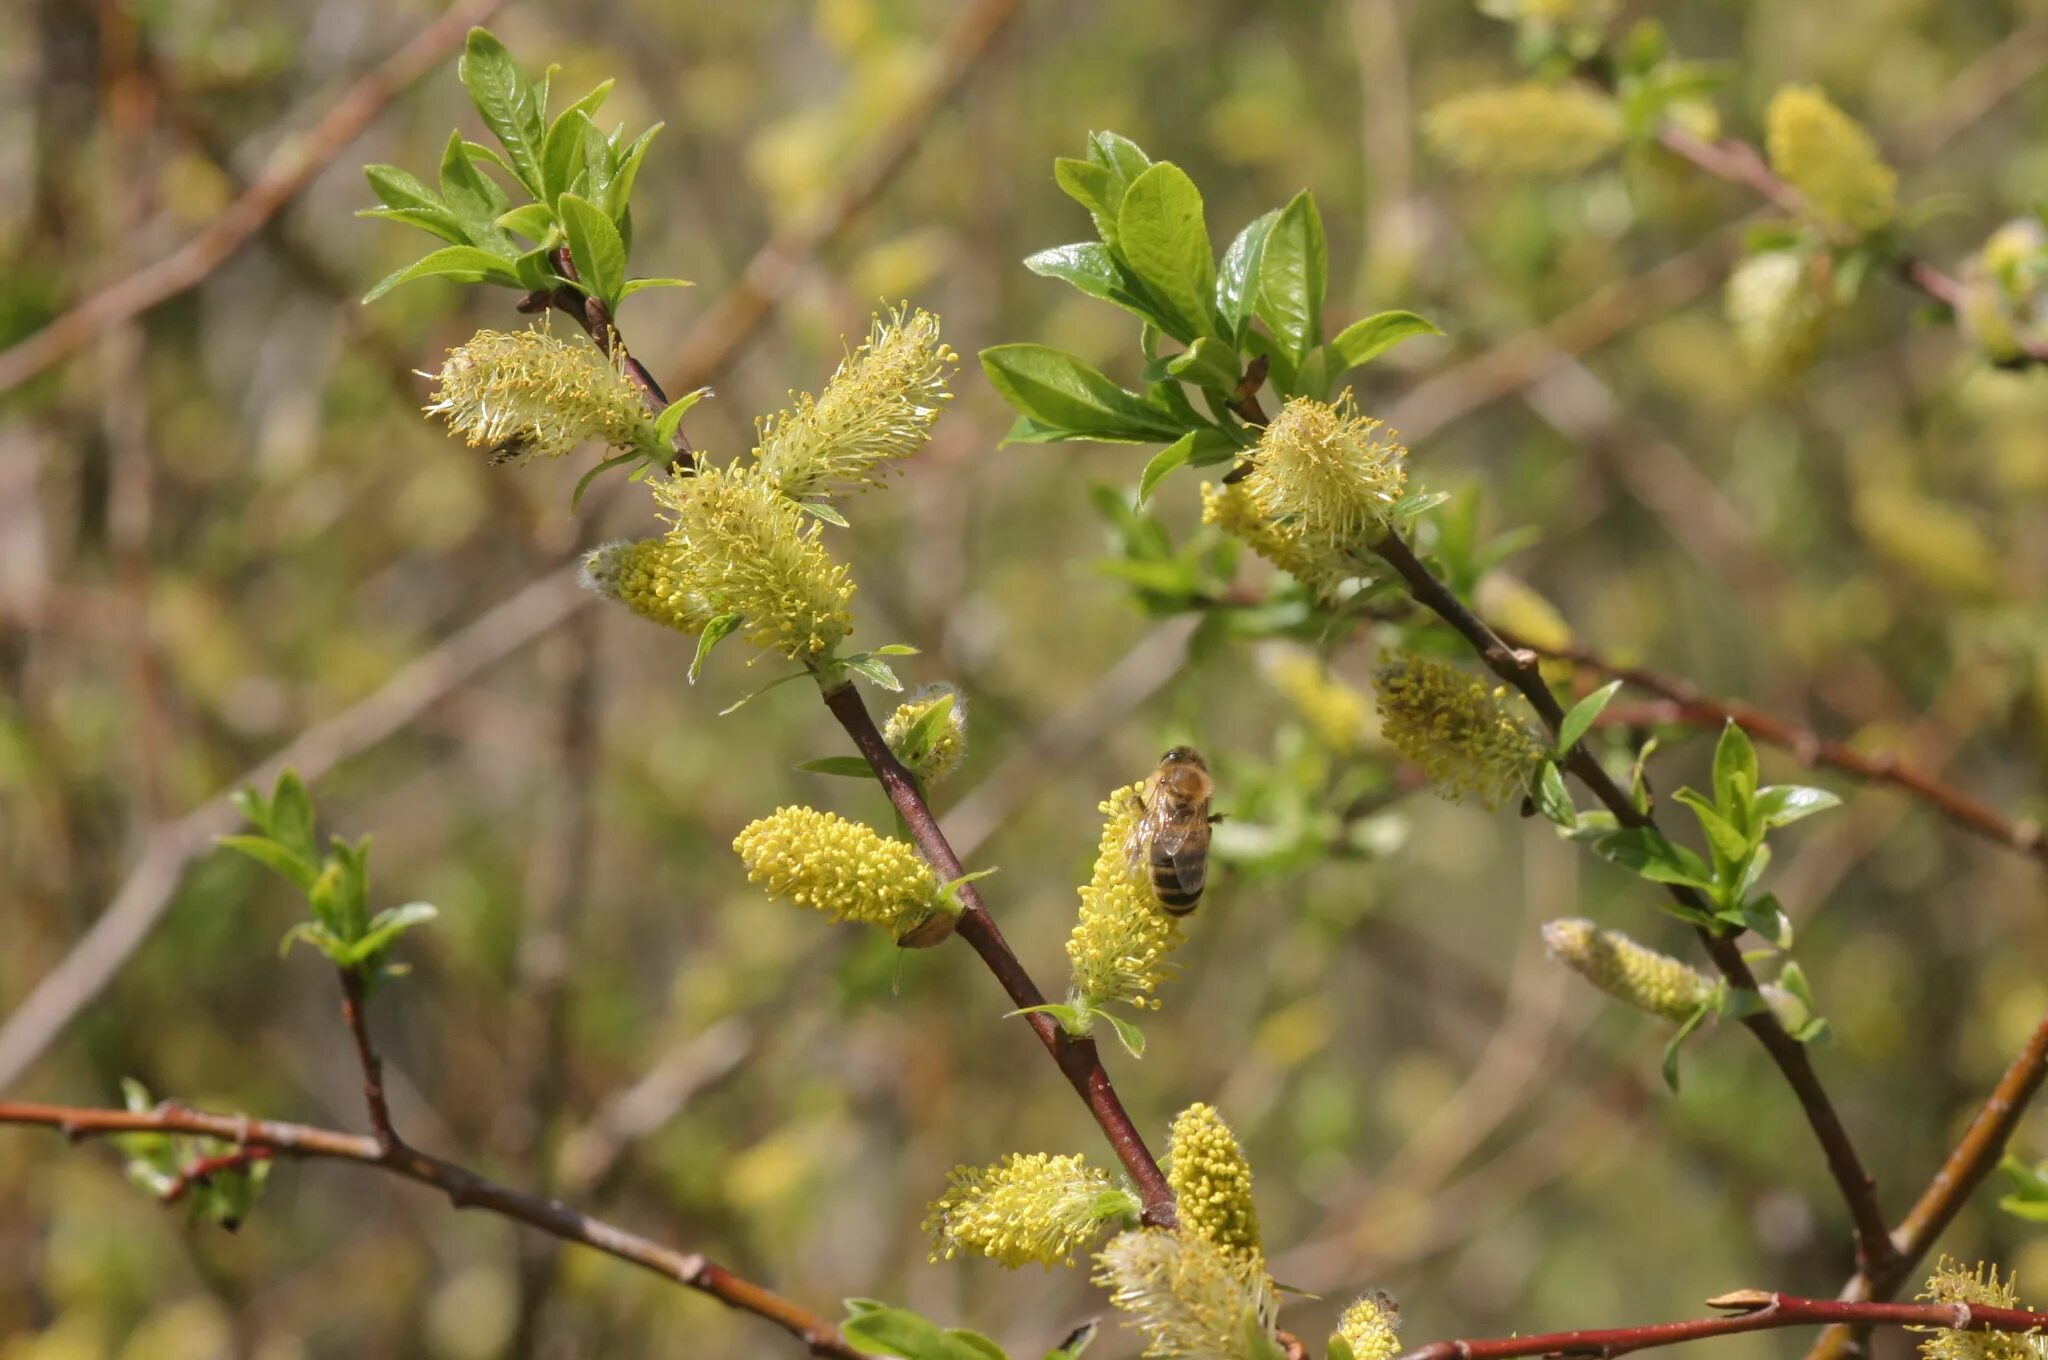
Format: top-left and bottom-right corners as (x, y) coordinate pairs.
(818, 680), (1179, 1227)
(160, 1146), (274, 1204)
(1538, 644), (2045, 866)
(337, 968), (398, 1156)
(1395, 1290), (2048, 1360)
(0, 1101), (864, 1359)
(1369, 531), (1895, 1279)
(518, 248), (689, 461)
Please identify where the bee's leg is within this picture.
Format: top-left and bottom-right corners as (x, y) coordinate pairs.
(1207, 812), (1227, 824)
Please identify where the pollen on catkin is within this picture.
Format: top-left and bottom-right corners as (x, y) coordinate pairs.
(1373, 652), (1544, 808)
(579, 538), (718, 636)
(1726, 250), (1829, 376)
(754, 305), (957, 498)
(1259, 643), (1374, 754)
(651, 463), (855, 660)
(1093, 1228), (1280, 1360)
(923, 1153), (1137, 1269)
(884, 683), (969, 785)
(1542, 918), (1717, 1024)
(1427, 82), (1625, 177)
(1066, 783), (1187, 1013)
(1242, 393), (1408, 549)
(1764, 86), (1897, 234)
(1167, 1103), (1260, 1258)
(1336, 1294), (1404, 1360)
(733, 806), (936, 936)
(1915, 1258), (2045, 1360)
(1202, 481), (1367, 602)
(425, 326), (656, 462)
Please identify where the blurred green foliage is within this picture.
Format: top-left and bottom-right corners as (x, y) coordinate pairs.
(3, 1), (2048, 1357)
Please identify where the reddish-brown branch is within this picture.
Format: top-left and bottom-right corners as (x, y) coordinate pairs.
(1653, 125), (2048, 365)
(1395, 1290), (2048, 1360)
(160, 1146), (273, 1204)
(337, 969), (398, 1155)
(0, 0), (510, 396)
(1541, 645), (2045, 867)
(0, 1101), (864, 1359)
(818, 681), (1179, 1227)
(1368, 532), (1895, 1278)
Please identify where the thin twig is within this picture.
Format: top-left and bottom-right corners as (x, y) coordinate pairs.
(1368, 530), (1896, 1278)
(0, 0), (509, 396)
(1394, 1290), (2048, 1360)
(0, 1100), (864, 1360)
(818, 681), (1178, 1227)
(337, 969), (398, 1155)
(1538, 642), (2045, 866)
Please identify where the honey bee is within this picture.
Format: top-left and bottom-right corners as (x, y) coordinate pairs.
(1125, 746), (1217, 915)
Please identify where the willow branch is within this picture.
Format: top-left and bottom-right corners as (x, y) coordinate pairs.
(0, 0), (510, 396)
(1654, 125), (2048, 365)
(1532, 642), (2045, 867)
(1395, 1290), (2048, 1360)
(1368, 531), (1895, 1277)
(0, 1101), (863, 1359)
(818, 681), (1178, 1227)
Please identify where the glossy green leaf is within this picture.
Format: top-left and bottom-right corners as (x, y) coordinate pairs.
(1712, 721), (1759, 828)
(1594, 826), (1715, 890)
(620, 276), (692, 297)
(1054, 157), (1122, 239)
(1216, 210), (1277, 337)
(1662, 1001), (1713, 1091)
(361, 247), (521, 303)
(1533, 760), (1577, 828)
(1556, 680), (1623, 754)
(1044, 1320), (1099, 1360)
(1137, 431), (1199, 506)
(1024, 242), (1153, 322)
(1329, 309), (1442, 370)
(840, 1303), (1012, 1360)
(1164, 336), (1242, 390)
(1753, 785), (1842, 828)
(542, 83), (612, 201)
(458, 28), (545, 195)
(437, 131), (513, 254)
(979, 345), (1184, 442)
(605, 123), (663, 221)
(1115, 163), (1214, 339)
(689, 613), (744, 685)
(1258, 190), (1328, 362)
(843, 655), (903, 691)
(795, 756), (881, 778)
(495, 203), (557, 241)
(1102, 1010), (1147, 1060)
(1674, 788), (1751, 868)
(558, 193), (627, 311)
(1086, 130), (1153, 188)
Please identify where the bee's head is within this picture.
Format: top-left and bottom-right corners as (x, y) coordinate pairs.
(1160, 745), (1205, 768)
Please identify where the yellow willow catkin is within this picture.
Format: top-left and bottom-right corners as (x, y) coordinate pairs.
(1541, 918), (1717, 1024)
(732, 806), (936, 936)
(1427, 82), (1625, 177)
(1915, 1258), (2046, 1360)
(424, 327), (655, 462)
(1336, 1294), (1404, 1360)
(1241, 393), (1408, 549)
(1202, 481), (1367, 602)
(1725, 249), (1829, 376)
(1094, 1228), (1279, 1360)
(651, 463), (855, 659)
(1067, 783), (1187, 1013)
(1373, 653), (1544, 808)
(1166, 1104), (1260, 1258)
(1765, 86), (1898, 234)
(755, 305), (957, 498)
(1259, 643), (1373, 754)
(923, 1153), (1136, 1269)
(579, 538), (718, 637)
(884, 683), (968, 785)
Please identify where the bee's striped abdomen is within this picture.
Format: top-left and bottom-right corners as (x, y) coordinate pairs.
(1149, 842), (1204, 914)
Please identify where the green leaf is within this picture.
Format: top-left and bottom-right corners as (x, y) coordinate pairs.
(1329, 1341), (1358, 1360)
(796, 500), (850, 527)
(2000, 1153), (2048, 1220)
(794, 756), (879, 778)
(1086, 130), (1153, 187)
(1115, 163), (1214, 340)
(1329, 310), (1441, 371)
(1258, 190), (1328, 364)
(1216, 210), (1278, 338)
(620, 276), (692, 298)
(870, 644), (921, 656)
(1662, 1001), (1713, 1092)
(361, 246), (521, 303)
(1673, 788), (1751, 869)
(1102, 1010), (1147, 1060)
(840, 1303), (1013, 1360)
(1137, 431), (1199, 506)
(437, 129), (513, 251)
(1165, 336), (1242, 390)
(542, 84), (613, 201)
(1054, 158), (1122, 240)
(842, 655), (903, 692)
(717, 670), (808, 716)
(689, 613), (745, 685)
(458, 28), (545, 196)
(1006, 1002), (1088, 1034)
(1533, 760), (1576, 828)
(347, 901), (439, 964)
(356, 206), (470, 247)
(1711, 721), (1759, 829)
(558, 193), (627, 312)
(1556, 679), (1623, 754)
(1753, 785), (1842, 829)
(495, 203), (557, 241)
(979, 345), (1184, 443)
(1024, 243), (1156, 323)
(1044, 1320), (1099, 1360)
(364, 163), (443, 212)
(606, 124), (663, 220)
(652, 387), (709, 450)
(1391, 488), (1451, 518)
(217, 835), (319, 894)
(1741, 892), (1793, 948)
(1594, 826), (1716, 890)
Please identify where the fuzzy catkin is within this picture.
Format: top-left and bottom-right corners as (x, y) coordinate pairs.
(425, 327), (654, 461)
(923, 1153), (1134, 1269)
(1373, 653), (1544, 808)
(1542, 918), (1717, 1024)
(732, 806), (935, 935)
(1166, 1104), (1260, 1257)
(1066, 783), (1187, 1012)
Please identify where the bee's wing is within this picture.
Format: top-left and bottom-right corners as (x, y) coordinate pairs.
(1151, 821), (1209, 897)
